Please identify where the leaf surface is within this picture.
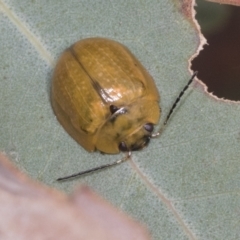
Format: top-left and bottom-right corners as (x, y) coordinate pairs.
(0, 1), (240, 239)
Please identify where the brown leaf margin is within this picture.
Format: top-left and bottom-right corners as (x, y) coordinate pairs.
(207, 0), (240, 6)
(0, 152), (151, 240)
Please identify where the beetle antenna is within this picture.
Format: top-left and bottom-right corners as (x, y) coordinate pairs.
(57, 151), (131, 181)
(164, 71), (198, 125)
(152, 71), (198, 138)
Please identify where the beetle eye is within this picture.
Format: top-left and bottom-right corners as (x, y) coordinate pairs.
(110, 105), (119, 114)
(144, 123), (154, 133)
(118, 142), (128, 152)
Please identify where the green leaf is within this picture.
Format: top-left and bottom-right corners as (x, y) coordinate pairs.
(1, 1), (239, 239)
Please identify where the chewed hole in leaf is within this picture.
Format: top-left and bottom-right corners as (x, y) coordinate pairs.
(193, 0), (240, 101)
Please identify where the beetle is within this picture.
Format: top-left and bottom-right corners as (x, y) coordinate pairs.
(51, 37), (197, 181)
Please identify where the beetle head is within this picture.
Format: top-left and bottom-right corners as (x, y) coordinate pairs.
(95, 99), (160, 154)
(118, 123), (153, 152)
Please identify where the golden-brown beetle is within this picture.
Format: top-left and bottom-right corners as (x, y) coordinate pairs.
(52, 38), (197, 180)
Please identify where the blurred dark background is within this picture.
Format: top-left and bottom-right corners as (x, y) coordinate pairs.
(192, 1), (240, 101)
